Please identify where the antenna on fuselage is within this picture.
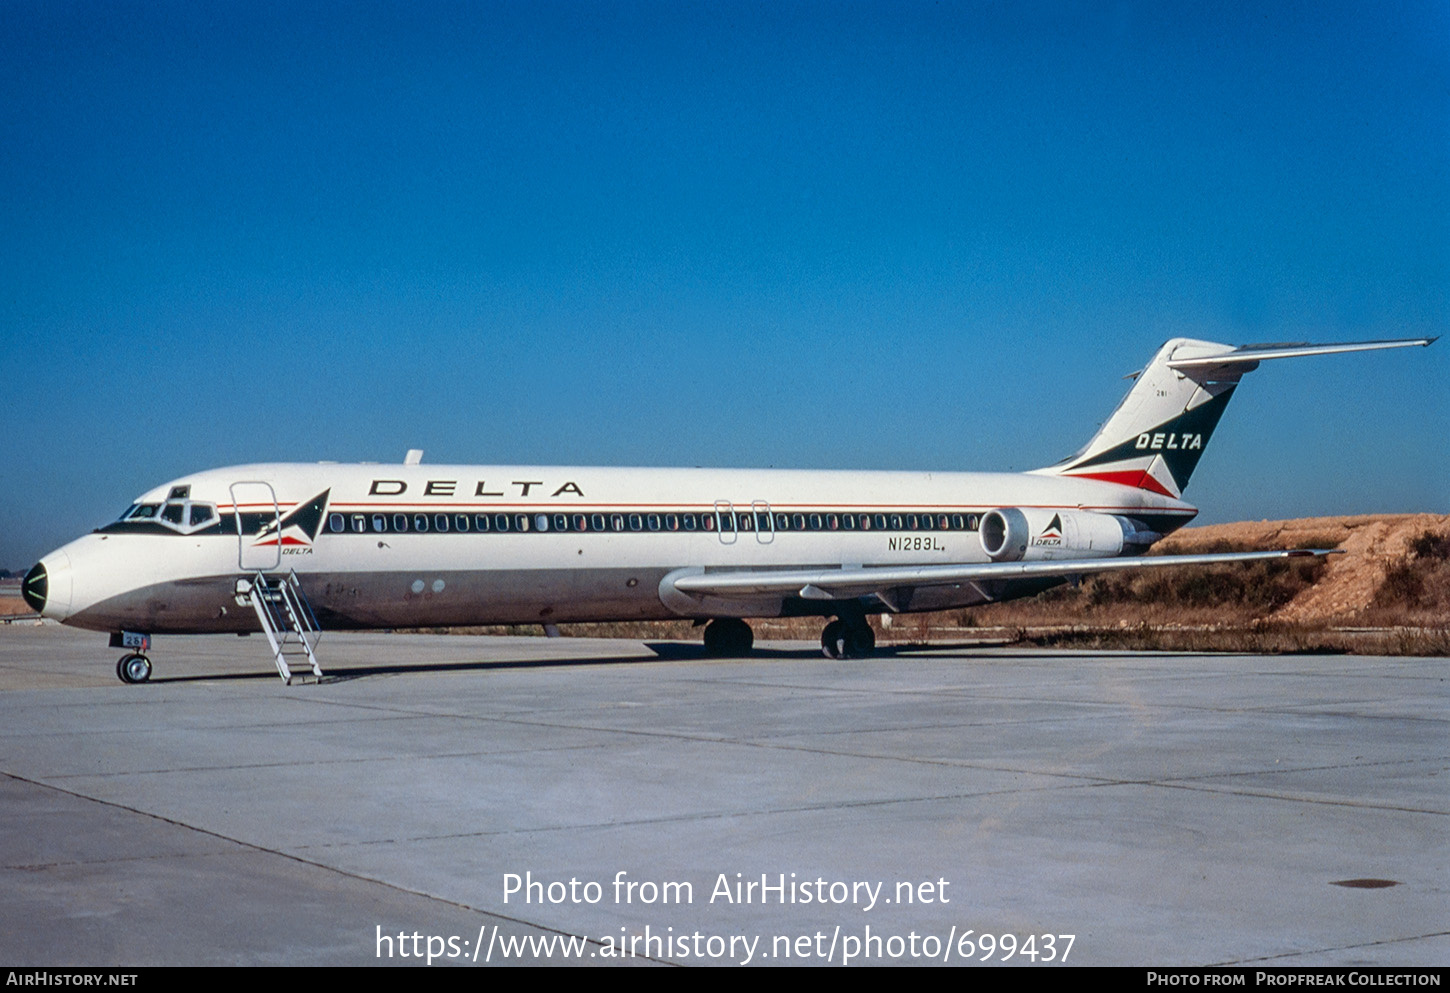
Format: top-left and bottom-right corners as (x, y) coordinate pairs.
(404, 449), (424, 465)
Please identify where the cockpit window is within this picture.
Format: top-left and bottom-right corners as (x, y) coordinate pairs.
(123, 499), (220, 532)
(107, 499), (217, 534)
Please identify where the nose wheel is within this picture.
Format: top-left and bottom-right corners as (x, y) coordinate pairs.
(116, 653), (152, 684)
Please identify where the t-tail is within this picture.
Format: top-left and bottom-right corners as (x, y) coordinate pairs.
(1033, 336), (1436, 499)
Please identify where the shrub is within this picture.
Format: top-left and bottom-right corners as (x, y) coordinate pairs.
(1409, 530), (1450, 561)
(1374, 563), (1425, 608)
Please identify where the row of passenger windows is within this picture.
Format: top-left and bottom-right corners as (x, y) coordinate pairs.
(326, 510), (984, 536)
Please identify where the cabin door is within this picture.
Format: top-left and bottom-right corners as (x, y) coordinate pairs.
(751, 500), (775, 544)
(714, 500), (737, 544)
(230, 481), (281, 572)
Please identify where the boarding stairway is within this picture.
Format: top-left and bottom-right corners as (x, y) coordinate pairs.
(238, 571), (323, 684)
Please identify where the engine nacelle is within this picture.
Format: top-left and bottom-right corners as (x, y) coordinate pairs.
(980, 508), (1157, 562)
(979, 508), (1032, 562)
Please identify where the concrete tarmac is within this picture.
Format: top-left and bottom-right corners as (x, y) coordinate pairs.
(0, 622), (1444, 967)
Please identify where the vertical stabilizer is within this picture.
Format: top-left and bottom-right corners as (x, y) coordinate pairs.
(1033, 336), (1436, 498)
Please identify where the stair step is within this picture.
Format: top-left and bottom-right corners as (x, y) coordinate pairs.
(245, 570), (323, 684)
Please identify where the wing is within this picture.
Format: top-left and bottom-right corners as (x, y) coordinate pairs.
(666, 549), (1338, 604)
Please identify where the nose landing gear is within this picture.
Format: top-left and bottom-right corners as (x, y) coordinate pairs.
(116, 653), (152, 684)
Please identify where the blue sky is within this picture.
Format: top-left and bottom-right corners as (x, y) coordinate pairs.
(3, 1), (1446, 569)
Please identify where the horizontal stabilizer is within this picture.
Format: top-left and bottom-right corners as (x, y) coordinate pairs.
(1165, 337), (1436, 372)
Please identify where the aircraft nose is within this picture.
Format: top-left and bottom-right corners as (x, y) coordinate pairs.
(24, 551), (71, 620)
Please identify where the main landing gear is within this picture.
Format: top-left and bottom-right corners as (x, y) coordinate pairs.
(116, 653), (152, 684)
(703, 618), (754, 656)
(701, 614), (878, 660)
(820, 614), (875, 660)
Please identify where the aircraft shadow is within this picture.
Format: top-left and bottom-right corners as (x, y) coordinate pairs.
(142, 640), (1260, 684)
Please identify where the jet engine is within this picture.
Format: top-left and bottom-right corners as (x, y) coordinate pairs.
(980, 508), (1160, 562)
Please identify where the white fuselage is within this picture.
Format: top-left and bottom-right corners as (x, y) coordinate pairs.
(34, 462), (1194, 635)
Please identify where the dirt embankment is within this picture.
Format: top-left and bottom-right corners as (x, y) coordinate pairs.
(1156, 513), (1450, 623)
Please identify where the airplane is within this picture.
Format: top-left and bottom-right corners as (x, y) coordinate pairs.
(21, 335), (1435, 684)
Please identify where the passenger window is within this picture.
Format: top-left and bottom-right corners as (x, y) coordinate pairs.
(666, 514), (679, 531)
(611, 514), (625, 531)
(394, 515), (409, 532)
(414, 514), (429, 533)
(683, 514), (697, 531)
(352, 514), (367, 533)
(535, 514), (550, 532)
(951, 514), (964, 530)
(737, 514), (753, 532)
(575, 515), (589, 531)
(554, 514), (568, 532)
(702, 515), (715, 531)
(515, 514), (530, 532)
(455, 514), (470, 532)
(808, 514), (822, 530)
(793, 514), (806, 530)
(938, 514), (950, 530)
(329, 514), (345, 533)
(827, 514), (839, 530)
(843, 514), (856, 530)
(889, 514), (903, 530)
(647, 514), (660, 531)
(921, 514), (933, 530)
(591, 514), (605, 531)
(435, 515), (449, 532)
(475, 515), (490, 531)
(373, 515), (387, 532)
(495, 514), (510, 532)
(629, 514), (642, 531)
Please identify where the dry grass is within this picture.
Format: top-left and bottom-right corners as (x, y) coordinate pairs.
(1361, 527), (1450, 626)
(0, 599), (35, 618)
